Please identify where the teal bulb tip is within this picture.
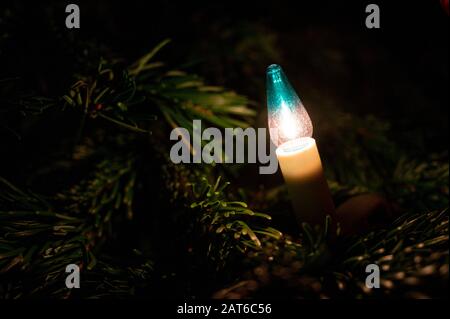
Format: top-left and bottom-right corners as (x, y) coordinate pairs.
(267, 64), (281, 74)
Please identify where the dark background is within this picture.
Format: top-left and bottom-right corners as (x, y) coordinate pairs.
(1, 0), (448, 182)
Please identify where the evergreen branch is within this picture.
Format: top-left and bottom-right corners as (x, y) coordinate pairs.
(0, 154), (139, 298)
(55, 155), (138, 235)
(340, 209), (449, 298)
(97, 113), (150, 134)
(391, 155), (449, 210)
(185, 175), (284, 269)
(0, 182), (90, 298)
(57, 40), (255, 143)
(128, 38), (171, 76)
(62, 61), (153, 134)
(213, 209), (448, 299)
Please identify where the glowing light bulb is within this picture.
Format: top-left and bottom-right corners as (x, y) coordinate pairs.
(266, 64), (312, 149)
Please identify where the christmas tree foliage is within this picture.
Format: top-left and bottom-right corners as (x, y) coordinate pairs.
(0, 4), (448, 299)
